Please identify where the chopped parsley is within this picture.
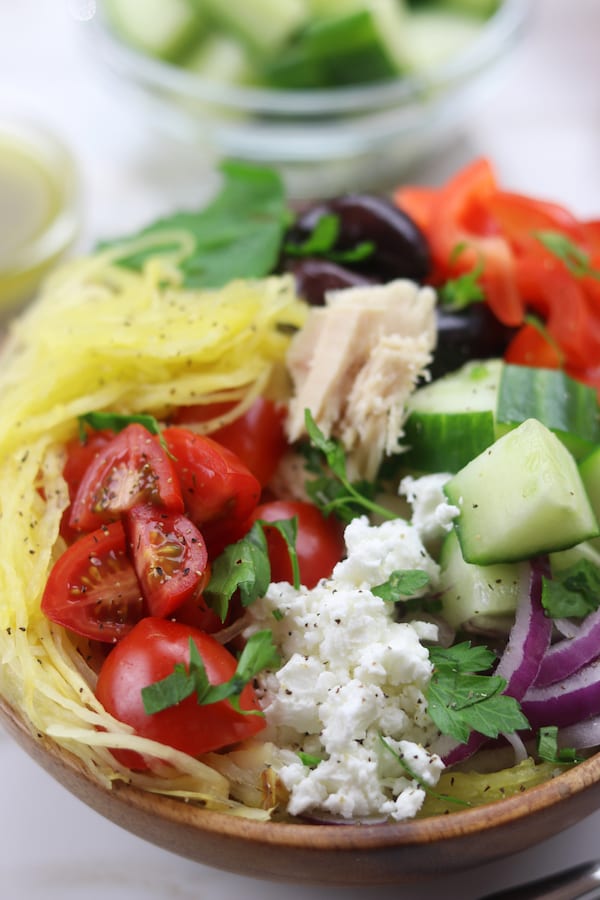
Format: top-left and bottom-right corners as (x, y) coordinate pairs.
(541, 559), (600, 619)
(426, 642), (529, 744)
(141, 630), (279, 716)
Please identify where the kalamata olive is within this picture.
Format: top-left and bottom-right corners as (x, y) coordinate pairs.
(284, 257), (375, 306)
(432, 303), (518, 380)
(290, 194), (431, 283)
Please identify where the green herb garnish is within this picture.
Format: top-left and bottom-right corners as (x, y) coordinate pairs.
(204, 518), (300, 622)
(303, 409), (395, 523)
(284, 212), (374, 263)
(101, 160), (290, 288)
(141, 630), (279, 716)
(378, 735), (470, 808)
(537, 725), (584, 765)
(77, 410), (171, 453)
(372, 569), (430, 602)
(536, 230), (600, 281)
(426, 643), (529, 744)
(542, 559), (600, 619)
(298, 751), (324, 768)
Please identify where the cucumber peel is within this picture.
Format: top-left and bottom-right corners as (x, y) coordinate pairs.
(403, 360), (600, 473)
(444, 418), (600, 565)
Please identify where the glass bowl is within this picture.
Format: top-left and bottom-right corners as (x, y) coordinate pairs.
(0, 120), (80, 314)
(87, 1), (530, 198)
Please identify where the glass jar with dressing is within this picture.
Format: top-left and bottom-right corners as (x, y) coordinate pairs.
(0, 120), (80, 314)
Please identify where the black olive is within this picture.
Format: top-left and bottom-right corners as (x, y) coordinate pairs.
(284, 257), (375, 306)
(290, 194), (431, 283)
(432, 303), (518, 380)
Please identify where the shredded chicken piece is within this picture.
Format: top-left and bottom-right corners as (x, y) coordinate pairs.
(286, 279), (437, 479)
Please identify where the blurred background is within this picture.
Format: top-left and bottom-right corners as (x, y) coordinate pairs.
(2, 1), (600, 897)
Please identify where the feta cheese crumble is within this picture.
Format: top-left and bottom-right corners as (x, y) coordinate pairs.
(246, 515), (444, 822)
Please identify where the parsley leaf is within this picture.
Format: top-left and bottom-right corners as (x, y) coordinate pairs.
(537, 725), (584, 765)
(536, 230), (600, 281)
(141, 630), (278, 716)
(204, 518), (300, 622)
(439, 260), (485, 309)
(426, 643), (529, 744)
(100, 160), (290, 288)
(372, 569), (430, 602)
(303, 409), (395, 523)
(541, 559), (600, 619)
(77, 410), (171, 453)
(378, 735), (470, 808)
(284, 212), (375, 263)
(298, 751), (324, 768)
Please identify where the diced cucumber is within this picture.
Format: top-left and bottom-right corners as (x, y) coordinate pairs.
(400, 7), (484, 71)
(104, 0), (204, 62)
(264, 9), (399, 88)
(433, 0), (500, 19)
(193, 0), (308, 56)
(403, 360), (599, 473)
(182, 34), (255, 85)
(444, 419), (600, 565)
(403, 359), (499, 472)
(439, 529), (527, 630)
(578, 445), (600, 554)
(549, 539), (600, 574)
(497, 364), (600, 459)
(306, 0), (362, 14)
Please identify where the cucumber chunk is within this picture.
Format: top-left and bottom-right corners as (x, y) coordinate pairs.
(578, 445), (600, 554)
(439, 529), (528, 630)
(444, 419), (600, 565)
(497, 364), (600, 459)
(264, 9), (399, 88)
(403, 360), (599, 473)
(104, 0), (204, 62)
(403, 359), (499, 472)
(195, 0), (307, 56)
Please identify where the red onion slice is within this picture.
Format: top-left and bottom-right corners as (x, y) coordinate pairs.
(534, 608), (600, 687)
(557, 716), (600, 750)
(522, 660), (600, 730)
(440, 559), (551, 767)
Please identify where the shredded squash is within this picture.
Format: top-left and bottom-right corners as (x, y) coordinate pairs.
(0, 243), (307, 816)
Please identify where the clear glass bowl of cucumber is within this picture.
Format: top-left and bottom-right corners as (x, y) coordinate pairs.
(89, 0), (529, 198)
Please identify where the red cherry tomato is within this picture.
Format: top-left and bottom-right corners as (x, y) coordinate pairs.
(69, 424), (184, 533)
(173, 397), (288, 487)
(251, 500), (345, 588)
(60, 430), (114, 541)
(162, 426), (261, 555)
(123, 504), (210, 619)
(41, 522), (144, 643)
(95, 617), (265, 768)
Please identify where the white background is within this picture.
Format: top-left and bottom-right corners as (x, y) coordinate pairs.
(2, 1), (600, 897)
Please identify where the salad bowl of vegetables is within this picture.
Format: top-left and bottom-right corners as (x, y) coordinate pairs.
(3, 158), (600, 884)
(88, 0), (529, 196)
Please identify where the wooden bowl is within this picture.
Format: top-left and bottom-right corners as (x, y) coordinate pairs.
(3, 695), (600, 885)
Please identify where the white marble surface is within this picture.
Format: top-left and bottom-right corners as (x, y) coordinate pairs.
(2, 1), (600, 897)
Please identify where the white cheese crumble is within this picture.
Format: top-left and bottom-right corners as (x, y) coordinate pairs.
(246, 515), (444, 822)
(400, 472), (459, 546)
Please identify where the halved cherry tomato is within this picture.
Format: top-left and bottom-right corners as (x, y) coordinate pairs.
(95, 617), (265, 768)
(123, 504), (210, 619)
(41, 522), (144, 643)
(173, 397), (287, 487)
(69, 424), (184, 533)
(162, 426), (261, 555)
(60, 430), (114, 541)
(251, 499), (345, 588)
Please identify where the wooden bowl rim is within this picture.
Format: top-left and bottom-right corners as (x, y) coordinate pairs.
(4, 693), (600, 851)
